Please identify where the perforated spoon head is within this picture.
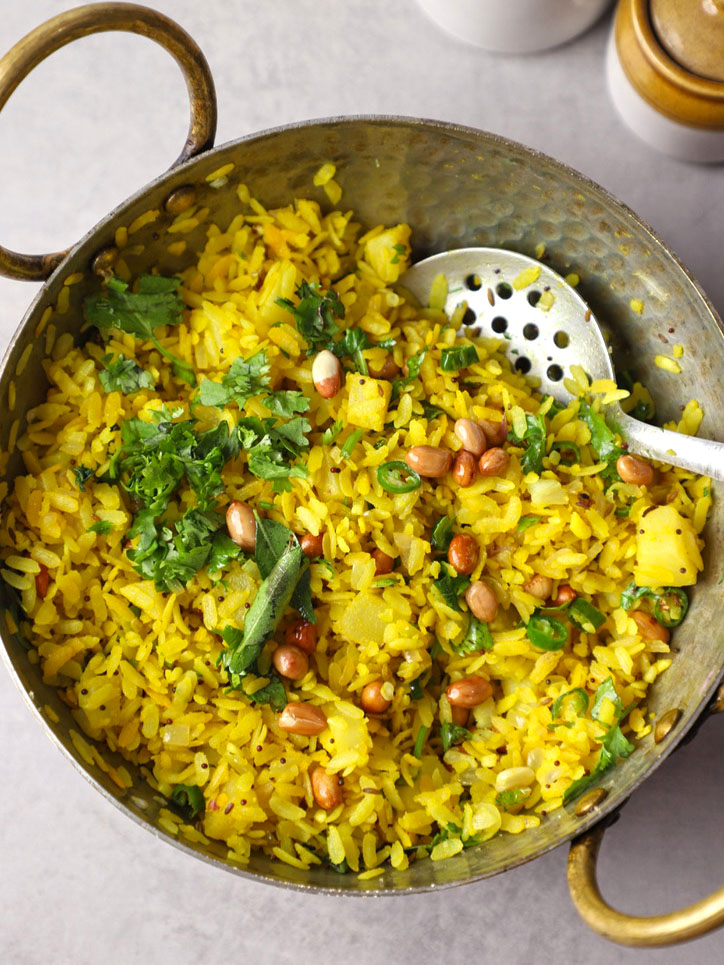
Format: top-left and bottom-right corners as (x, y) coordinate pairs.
(401, 247), (614, 400)
(401, 247), (724, 481)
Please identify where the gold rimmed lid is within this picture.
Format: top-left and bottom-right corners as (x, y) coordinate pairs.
(651, 0), (724, 82)
(615, 0), (724, 128)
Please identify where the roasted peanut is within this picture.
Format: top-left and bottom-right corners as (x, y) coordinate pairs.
(454, 418), (487, 457)
(616, 454), (654, 486)
(278, 702), (327, 735)
(450, 705), (470, 727)
(446, 675), (493, 708)
(312, 349), (342, 399)
(465, 580), (498, 622)
(273, 644), (309, 680)
(524, 574), (554, 600)
(372, 549), (395, 576)
(360, 680), (392, 714)
(368, 355), (400, 380)
(285, 619), (318, 654)
(226, 500), (256, 551)
(310, 766), (344, 810)
(452, 450), (477, 487)
(631, 610), (670, 643)
(300, 532), (324, 558)
(479, 417), (507, 446)
(554, 584), (577, 606)
(448, 533), (479, 575)
(405, 445), (452, 478)
(35, 563), (49, 599)
(478, 447), (509, 476)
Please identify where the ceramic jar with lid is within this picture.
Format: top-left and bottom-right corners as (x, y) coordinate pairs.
(607, 0), (724, 161)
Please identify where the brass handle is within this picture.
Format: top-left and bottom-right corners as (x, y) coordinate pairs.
(0, 2), (217, 282)
(568, 684), (724, 946)
(568, 824), (724, 947)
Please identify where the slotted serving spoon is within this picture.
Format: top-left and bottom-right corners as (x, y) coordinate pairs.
(403, 248), (724, 481)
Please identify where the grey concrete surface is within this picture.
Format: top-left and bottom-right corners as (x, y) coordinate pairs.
(0, 2), (722, 963)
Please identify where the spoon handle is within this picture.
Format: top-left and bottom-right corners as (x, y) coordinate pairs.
(615, 409), (724, 482)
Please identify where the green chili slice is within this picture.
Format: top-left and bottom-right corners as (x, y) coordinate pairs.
(653, 587), (688, 627)
(568, 598), (606, 633)
(526, 613), (569, 651)
(377, 460), (421, 494)
(551, 688), (590, 719)
(440, 345), (478, 371)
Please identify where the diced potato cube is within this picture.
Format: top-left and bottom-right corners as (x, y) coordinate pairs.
(364, 225), (411, 283)
(335, 593), (387, 645)
(634, 505), (703, 587)
(346, 373), (392, 432)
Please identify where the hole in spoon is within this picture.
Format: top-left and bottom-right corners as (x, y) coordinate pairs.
(514, 357), (531, 374)
(491, 316), (508, 334)
(554, 331), (570, 348)
(462, 307), (476, 326)
(523, 323), (539, 341)
(547, 364), (563, 381)
(496, 282), (513, 299)
(527, 290), (541, 307)
(465, 274), (482, 291)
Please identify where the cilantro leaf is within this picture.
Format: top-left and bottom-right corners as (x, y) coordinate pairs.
(331, 326), (372, 375)
(578, 400), (623, 480)
(509, 412), (547, 475)
(88, 520), (113, 535)
(322, 420), (343, 445)
(495, 788), (531, 807)
(84, 275), (196, 386)
(276, 280), (344, 353)
(263, 391), (310, 419)
(72, 466), (94, 491)
(247, 673), (287, 712)
(440, 721), (472, 752)
(563, 677), (634, 805)
(517, 515), (543, 533)
(197, 350), (271, 409)
(433, 564), (470, 611)
(98, 354), (155, 394)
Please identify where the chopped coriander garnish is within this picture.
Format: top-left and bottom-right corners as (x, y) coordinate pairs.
(322, 420), (343, 445)
(440, 345), (478, 372)
(276, 280), (344, 353)
(433, 564), (470, 611)
(72, 466), (94, 491)
(440, 721), (472, 752)
(509, 412), (547, 475)
(87, 520), (113, 535)
(85, 275), (196, 386)
(517, 515), (543, 533)
(98, 354), (155, 394)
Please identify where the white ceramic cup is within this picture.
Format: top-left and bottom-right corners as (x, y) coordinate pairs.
(416, 0), (613, 54)
(418, 0), (611, 54)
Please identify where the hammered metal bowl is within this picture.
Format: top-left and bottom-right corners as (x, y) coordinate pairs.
(1, 2), (722, 944)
